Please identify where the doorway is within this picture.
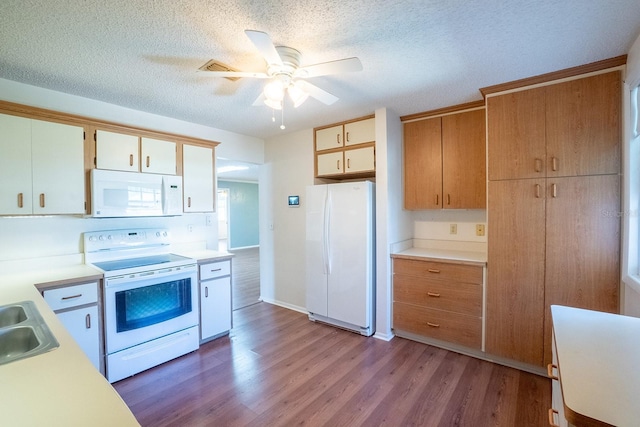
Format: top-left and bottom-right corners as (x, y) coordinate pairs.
(217, 188), (229, 251)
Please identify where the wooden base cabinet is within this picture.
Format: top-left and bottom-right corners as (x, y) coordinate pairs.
(392, 258), (483, 350)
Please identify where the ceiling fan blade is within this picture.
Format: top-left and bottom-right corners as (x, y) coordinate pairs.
(295, 80), (338, 105)
(197, 70), (269, 78)
(296, 57), (363, 78)
(245, 30), (283, 67)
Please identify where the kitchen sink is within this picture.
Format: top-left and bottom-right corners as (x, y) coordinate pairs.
(0, 301), (59, 365)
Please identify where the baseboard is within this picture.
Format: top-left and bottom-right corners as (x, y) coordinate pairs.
(261, 298), (308, 314)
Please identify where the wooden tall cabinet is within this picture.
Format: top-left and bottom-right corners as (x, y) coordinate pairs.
(486, 70), (621, 367)
(404, 108), (486, 210)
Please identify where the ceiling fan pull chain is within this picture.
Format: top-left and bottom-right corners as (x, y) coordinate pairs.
(280, 105), (285, 130)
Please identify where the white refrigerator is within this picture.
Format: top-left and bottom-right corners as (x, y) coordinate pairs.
(305, 181), (375, 336)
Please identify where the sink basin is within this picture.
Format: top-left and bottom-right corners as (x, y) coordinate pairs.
(0, 304), (28, 327)
(0, 301), (59, 365)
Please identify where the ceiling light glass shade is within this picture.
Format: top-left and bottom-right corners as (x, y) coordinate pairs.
(263, 79), (285, 102)
(288, 81), (309, 108)
(264, 98), (283, 110)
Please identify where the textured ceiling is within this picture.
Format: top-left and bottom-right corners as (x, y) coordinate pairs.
(1, 0), (639, 140)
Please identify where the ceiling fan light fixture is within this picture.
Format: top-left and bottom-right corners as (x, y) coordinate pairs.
(264, 98), (283, 110)
(288, 82), (309, 108)
(263, 79), (285, 102)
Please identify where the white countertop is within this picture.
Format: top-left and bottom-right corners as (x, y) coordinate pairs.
(175, 249), (234, 264)
(551, 305), (640, 426)
(0, 264), (139, 427)
(391, 247), (487, 266)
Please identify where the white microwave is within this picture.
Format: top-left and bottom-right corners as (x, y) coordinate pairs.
(91, 169), (183, 217)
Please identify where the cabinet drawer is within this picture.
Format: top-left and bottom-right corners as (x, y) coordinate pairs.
(393, 258), (483, 284)
(393, 274), (482, 316)
(393, 302), (482, 349)
(199, 260), (231, 281)
(43, 282), (98, 311)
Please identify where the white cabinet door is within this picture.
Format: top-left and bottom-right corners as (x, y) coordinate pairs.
(200, 276), (231, 341)
(344, 118), (375, 146)
(56, 305), (101, 371)
(317, 151), (344, 176)
(96, 130), (139, 171)
(31, 120), (85, 214)
(345, 146), (375, 174)
(315, 125), (343, 151)
(141, 137), (176, 175)
(0, 114), (33, 214)
(183, 144), (214, 212)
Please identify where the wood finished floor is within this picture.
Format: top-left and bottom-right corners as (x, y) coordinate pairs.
(230, 247), (260, 311)
(114, 303), (551, 426)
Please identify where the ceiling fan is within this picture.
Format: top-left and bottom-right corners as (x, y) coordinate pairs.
(199, 30), (363, 112)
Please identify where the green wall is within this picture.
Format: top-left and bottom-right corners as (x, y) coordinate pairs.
(218, 181), (259, 249)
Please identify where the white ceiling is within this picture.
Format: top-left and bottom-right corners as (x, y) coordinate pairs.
(1, 0), (639, 141)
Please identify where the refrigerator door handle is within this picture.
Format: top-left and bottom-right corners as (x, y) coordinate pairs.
(324, 190), (332, 275)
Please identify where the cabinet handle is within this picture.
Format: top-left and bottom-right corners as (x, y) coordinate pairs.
(426, 322), (440, 328)
(346, 131), (350, 143)
(551, 183), (557, 198)
(39, 193), (45, 208)
(211, 268), (222, 272)
(146, 155), (150, 168)
(347, 158), (351, 169)
(535, 184), (541, 199)
(129, 154), (134, 167)
(61, 294), (83, 301)
(548, 408), (560, 427)
(547, 363), (558, 380)
(427, 292), (441, 298)
(85, 313), (91, 329)
(205, 286), (208, 298)
(427, 269), (440, 274)
(535, 158), (543, 173)
(435, 194), (439, 206)
(188, 196), (192, 208)
(551, 156), (558, 172)
(336, 133), (341, 144)
(17, 193), (23, 208)
(337, 159), (340, 170)
(447, 194), (451, 205)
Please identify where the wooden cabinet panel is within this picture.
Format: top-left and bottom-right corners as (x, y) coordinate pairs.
(403, 117), (442, 209)
(442, 109), (486, 209)
(141, 137), (176, 175)
(344, 117), (375, 146)
(317, 151), (344, 176)
(344, 146), (374, 173)
(393, 302), (481, 349)
(545, 71), (621, 177)
(542, 174), (620, 364)
(393, 258), (483, 285)
(486, 179), (546, 366)
(0, 113), (32, 214)
(393, 274), (482, 316)
(96, 130), (139, 172)
(487, 87), (546, 180)
(315, 125), (343, 151)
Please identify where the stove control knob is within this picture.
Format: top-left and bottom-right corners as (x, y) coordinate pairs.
(162, 231), (167, 237)
(107, 235), (112, 240)
(88, 236), (95, 242)
(156, 232), (161, 237)
(98, 235), (104, 241)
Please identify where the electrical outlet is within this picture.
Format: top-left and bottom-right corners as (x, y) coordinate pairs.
(188, 225), (193, 233)
(476, 224), (485, 236)
(205, 215), (212, 226)
(449, 224), (457, 235)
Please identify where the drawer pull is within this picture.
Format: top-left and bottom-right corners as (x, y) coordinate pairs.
(427, 292), (441, 298)
(85, 313), (91, 329)
(426, 322), (440, 328)
(427, 269), (440, 274)
(548, 408), (559, 427)
(61, 294), (83, 301)
(547, 363), (558, 380)
(205, 286), (208, 298)
(211, 268), (222, 272)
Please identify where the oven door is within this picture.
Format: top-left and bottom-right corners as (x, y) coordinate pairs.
(104, 265), (198, 354)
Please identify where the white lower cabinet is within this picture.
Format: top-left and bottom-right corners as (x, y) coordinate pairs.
(43, 281), (102, 373)
(199, 259), (232, 342)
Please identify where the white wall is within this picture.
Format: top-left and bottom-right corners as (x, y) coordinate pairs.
(260, 128), (315, 311)
(0, 78), (264, 263)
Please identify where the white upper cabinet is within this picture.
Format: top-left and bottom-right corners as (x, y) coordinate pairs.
(141, 137), (176, 175)
(183, 144), (214, 212)
(0, 113), (84, 215)
(344, 117), (375, 146)
(315, 125), (344, 151)
(96, 130), (139, 172)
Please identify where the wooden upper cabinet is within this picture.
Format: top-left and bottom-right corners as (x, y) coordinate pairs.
(488, 71), (621, 181)
(442, 109), (486, 209)
(487, 87), (546, 181)
(545, 71), (621, 177)
(404, 117), (442, 209)
(403, 109), (486, 210)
